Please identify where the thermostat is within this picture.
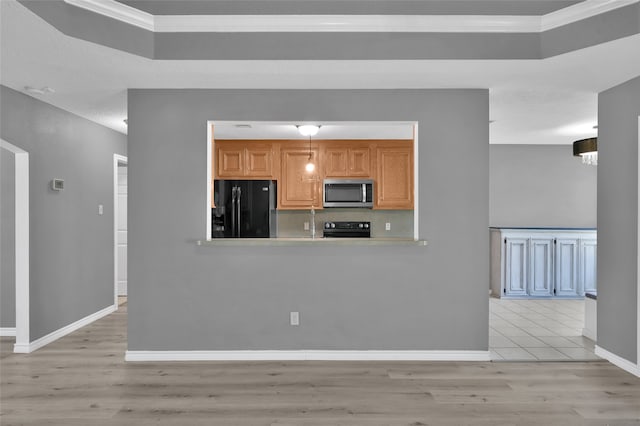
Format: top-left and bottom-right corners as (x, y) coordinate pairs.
(51, 179), (64, 191)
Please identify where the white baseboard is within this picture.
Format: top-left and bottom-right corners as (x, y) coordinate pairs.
(595, 345), (640, 378)
(13, 304), (116, 354)
(582, 327), (596, 341)
(126, 350), (491, 362)
(0, 327), (17, 337)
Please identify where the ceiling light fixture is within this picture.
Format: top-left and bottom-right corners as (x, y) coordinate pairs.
(24, 86), (55, 95)
(297, 125), (320, 173)
(573, 137), (598, 166)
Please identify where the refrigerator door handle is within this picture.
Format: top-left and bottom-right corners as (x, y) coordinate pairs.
(236, 187), (242, 238)
(231, 187), (237, 237)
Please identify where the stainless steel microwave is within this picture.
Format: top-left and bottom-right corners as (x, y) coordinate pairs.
(323, 179), (374, 208)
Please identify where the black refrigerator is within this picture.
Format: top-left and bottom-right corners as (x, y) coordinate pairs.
(212, 180), (277, 238)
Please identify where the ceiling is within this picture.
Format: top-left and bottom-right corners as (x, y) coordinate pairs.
(1, 0), (639, 143)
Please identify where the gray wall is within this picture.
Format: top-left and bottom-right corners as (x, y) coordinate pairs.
(128, 89), (489, 351)
(0, 85), (127, 341)
(597, 76), (640, 364)
(1, 149), (16, 328)
(490, 144), (597, 228)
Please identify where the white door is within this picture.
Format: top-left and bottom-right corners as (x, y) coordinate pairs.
(117, 165), (128, 295)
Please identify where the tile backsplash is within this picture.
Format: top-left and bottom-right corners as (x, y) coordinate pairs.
(277, 208), (414, 238)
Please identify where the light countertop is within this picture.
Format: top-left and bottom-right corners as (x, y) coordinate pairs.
(197, 237), (427, 247)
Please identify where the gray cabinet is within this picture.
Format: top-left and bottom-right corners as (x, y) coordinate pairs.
(529, 238), (554, 297)
(580, 239), (598, 294)
(554, 238), (579, 297)
(504, 238), (529, 297)
(490, 229), (597, 299)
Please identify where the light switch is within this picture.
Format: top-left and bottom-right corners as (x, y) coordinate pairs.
(385, 222), (391, 231)
(290, 311), (300, 326)
(98, 204), (104, 215)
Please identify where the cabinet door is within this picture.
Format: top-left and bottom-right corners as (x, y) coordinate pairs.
(580, 239), (597, 294)
(504, 238), (529, 297)
(554, 238), (579, 297)
(349, 148), (371, 177)
(245, 145), (273, 178)
(324, 148), (348, 177)
(529, 238), (553, 297)
(375, 147), (413, 209)
(217, 146), (244, 178)
(279, 148), (321, 209)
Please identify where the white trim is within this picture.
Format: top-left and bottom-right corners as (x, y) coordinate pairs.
(126, 350), (491, 362)
(0, 140), (27, 154)
(63, 0), (153, 31)
(13, 305), (116, 353)
(413, 123), (419, 240)
(113, 155), (128, 307)
(595, 345), (640, 378)
(1, 139), (30, 351)
(0, 328), (17, 337)
(541, 0), (639, 31)
(62, 0), (639, 33)
(206, 123), (213, 240)
(637, 115), (640, 368)
(154, 15), (541, 33)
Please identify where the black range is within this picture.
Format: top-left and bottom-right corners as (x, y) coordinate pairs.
(323, 221), (371, 238)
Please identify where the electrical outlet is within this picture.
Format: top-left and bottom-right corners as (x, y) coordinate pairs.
(290, 311), (300, 326)
(385, 222), (391, 231)
(303, 222), (310, 231)
(98, 204), (104, 215)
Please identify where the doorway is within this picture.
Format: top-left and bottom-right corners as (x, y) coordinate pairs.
(0, 139), (29, 352)
(114, 155), (128, 304)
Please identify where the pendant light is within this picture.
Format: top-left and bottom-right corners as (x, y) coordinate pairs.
(297, 125), (320, 173)
(573, 137), (598, 166)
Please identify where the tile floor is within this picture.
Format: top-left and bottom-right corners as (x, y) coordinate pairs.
(490, 298), (600, 361)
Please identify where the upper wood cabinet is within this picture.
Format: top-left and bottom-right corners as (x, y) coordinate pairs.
(215, 141), (274, 179)
(213, 139), (413, 210)
(323, 143), (372, 178)
(279, 146), (321, 210)
(375, 142), (414, 210)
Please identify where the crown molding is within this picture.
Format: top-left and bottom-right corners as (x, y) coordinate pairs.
(541, 0), (639, 31)
(63, 0), (639, 33)
(64, 0), (153, 31)
(153, 15), (541, 33)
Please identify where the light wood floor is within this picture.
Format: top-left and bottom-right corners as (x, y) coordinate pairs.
(2, 303), (640, 425)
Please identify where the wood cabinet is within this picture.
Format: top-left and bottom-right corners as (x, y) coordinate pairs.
(215, 141), (274, 179)
(375, 143), (414, 210)
(279, 146), (321, 210)
(490, 229), (597, 299)
(213, 139), (414, 210)
(324, 144), (371, 178)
